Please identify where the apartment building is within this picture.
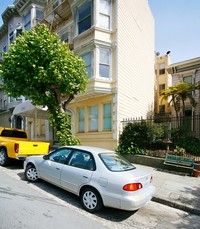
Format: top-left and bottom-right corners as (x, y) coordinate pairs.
(0, 0), (155, 150)
(154, 52), (172, 117)
(167, 57), (200, 116)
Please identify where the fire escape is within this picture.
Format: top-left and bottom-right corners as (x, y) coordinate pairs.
(33, 0), (74, 49)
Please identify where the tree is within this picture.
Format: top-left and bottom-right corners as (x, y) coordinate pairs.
(161, 82), (196, 118)
(0, 24), (88, 146)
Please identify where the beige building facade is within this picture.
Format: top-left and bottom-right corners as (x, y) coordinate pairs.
(0, 0), (155, 150)
(154, 53), (172, 117)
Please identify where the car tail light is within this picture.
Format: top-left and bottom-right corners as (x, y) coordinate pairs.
(123, 183), (143, 191)
(14, 143), (19, 154)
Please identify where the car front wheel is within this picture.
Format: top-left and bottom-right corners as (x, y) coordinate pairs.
(80, 187), (103, 213)
(25, 165), (38, 182)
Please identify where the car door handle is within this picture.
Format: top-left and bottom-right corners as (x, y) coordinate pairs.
(56, 168), (60, 170)
(83, 175), (88, 178)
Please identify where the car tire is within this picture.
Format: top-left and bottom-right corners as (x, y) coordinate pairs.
(25, 165), (38, 182)
(80, 187), (103, 213)
(0, 148), (9, 166)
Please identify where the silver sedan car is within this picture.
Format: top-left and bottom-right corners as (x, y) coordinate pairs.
(24, 146), (155, 213)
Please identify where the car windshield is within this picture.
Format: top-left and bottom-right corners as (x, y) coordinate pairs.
(99, 153), (135, 172)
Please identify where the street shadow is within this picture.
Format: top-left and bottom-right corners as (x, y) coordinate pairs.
(6, 160), (24, 170)
(17, 171), (137, 221)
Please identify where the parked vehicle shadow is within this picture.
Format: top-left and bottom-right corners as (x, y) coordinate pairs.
(17, 171), (137, 221)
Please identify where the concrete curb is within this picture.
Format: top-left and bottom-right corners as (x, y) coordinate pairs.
(152, 196), (200, 216)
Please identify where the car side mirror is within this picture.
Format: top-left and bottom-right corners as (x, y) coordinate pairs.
(43, 155), (49, 160)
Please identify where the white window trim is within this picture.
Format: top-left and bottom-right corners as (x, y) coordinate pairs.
(96, 46), (112, 80)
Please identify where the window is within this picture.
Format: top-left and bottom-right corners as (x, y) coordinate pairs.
(9, 31), (14, 44)
(99, 0), (111, 29)
(99, 49), (110, 78)
(35, 8), (44, 22)
(69, 150), (95, 170)
(159, 63), (165, 75)
(103, 103), (111, 130)
(24, 12), (31, 30)
(99, 153), (135, 172)
(89, 105), (98, 131)
(183, 76), (192, 84)
(78, 1), (92, 34)
(16, 28), (23, 36)
(3, 46), (7, 52)
(159, 84), (165, 93)
(78, 108), (85, 132)
(49, 148), (72, 164)
(82, 52), (92, 78)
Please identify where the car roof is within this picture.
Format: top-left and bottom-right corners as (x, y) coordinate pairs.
(58, 146), (115, 155)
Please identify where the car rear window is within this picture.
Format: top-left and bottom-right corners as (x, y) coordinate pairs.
(99, 153), (135, 172)
(1, 129), (27, 138)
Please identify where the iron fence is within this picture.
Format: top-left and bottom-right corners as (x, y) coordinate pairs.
(121, 115), (200, 162)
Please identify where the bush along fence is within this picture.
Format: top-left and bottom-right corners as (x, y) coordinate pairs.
(119, 115), (200, 162)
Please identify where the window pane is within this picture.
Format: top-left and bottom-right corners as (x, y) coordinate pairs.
(100, 64), (109, 78)
(99, 14), (110, 29)
(79, 108), (85, 132)
(100, 0), (110, 14)
(89, 105), (98, 131)
(103, 104), (111, 130)
(99, 49), (110, 78)
(78, 2), (92, 34)
(79, 3), (91, 21)
(25, 22), (31, 31)
(82, 52), (92, 78)
(100, 49), (109, 64)
(183, 76), (192, 84)
(78, 16), (91, 34)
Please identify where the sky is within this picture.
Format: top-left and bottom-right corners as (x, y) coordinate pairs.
(0, 0), (200, 64)
(148, 0), (200, 63)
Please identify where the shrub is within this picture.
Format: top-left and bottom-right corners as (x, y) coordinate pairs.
(118, 122), (164, 154)
(172, 137), (200, 155)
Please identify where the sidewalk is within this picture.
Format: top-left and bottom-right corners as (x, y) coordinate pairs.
(136, 164), (200, 215)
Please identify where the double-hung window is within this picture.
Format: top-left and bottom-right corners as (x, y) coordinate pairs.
(78, 108), (85, 132)
(24, 12), (31, 30)
(159, 63), (165, 75)
(99, 49), (110, 78)
(103, 103), (111, 130)
(99, 0), (111, 29)
(78, 1), (92, 34)
(9, 31), (14, 44)
(82, 52), (92, 78)
(89, 105), (98, 131)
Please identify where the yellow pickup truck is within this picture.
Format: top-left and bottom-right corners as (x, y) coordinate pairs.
(0, 127), (50, 166)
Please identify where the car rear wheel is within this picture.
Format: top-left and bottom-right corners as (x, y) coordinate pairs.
(25, 165), (38, 182)
(0, 149), (9, 166)
(80, 187), (103, 213)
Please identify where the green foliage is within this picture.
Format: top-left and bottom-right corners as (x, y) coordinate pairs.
(0, 24), (89, 146)
(161, 82), (196, 120)
(49, 110), (80, 146)
(118, 122), (164, 154)
(116, 143), (146, 155)
(172, 137), (200, 155)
